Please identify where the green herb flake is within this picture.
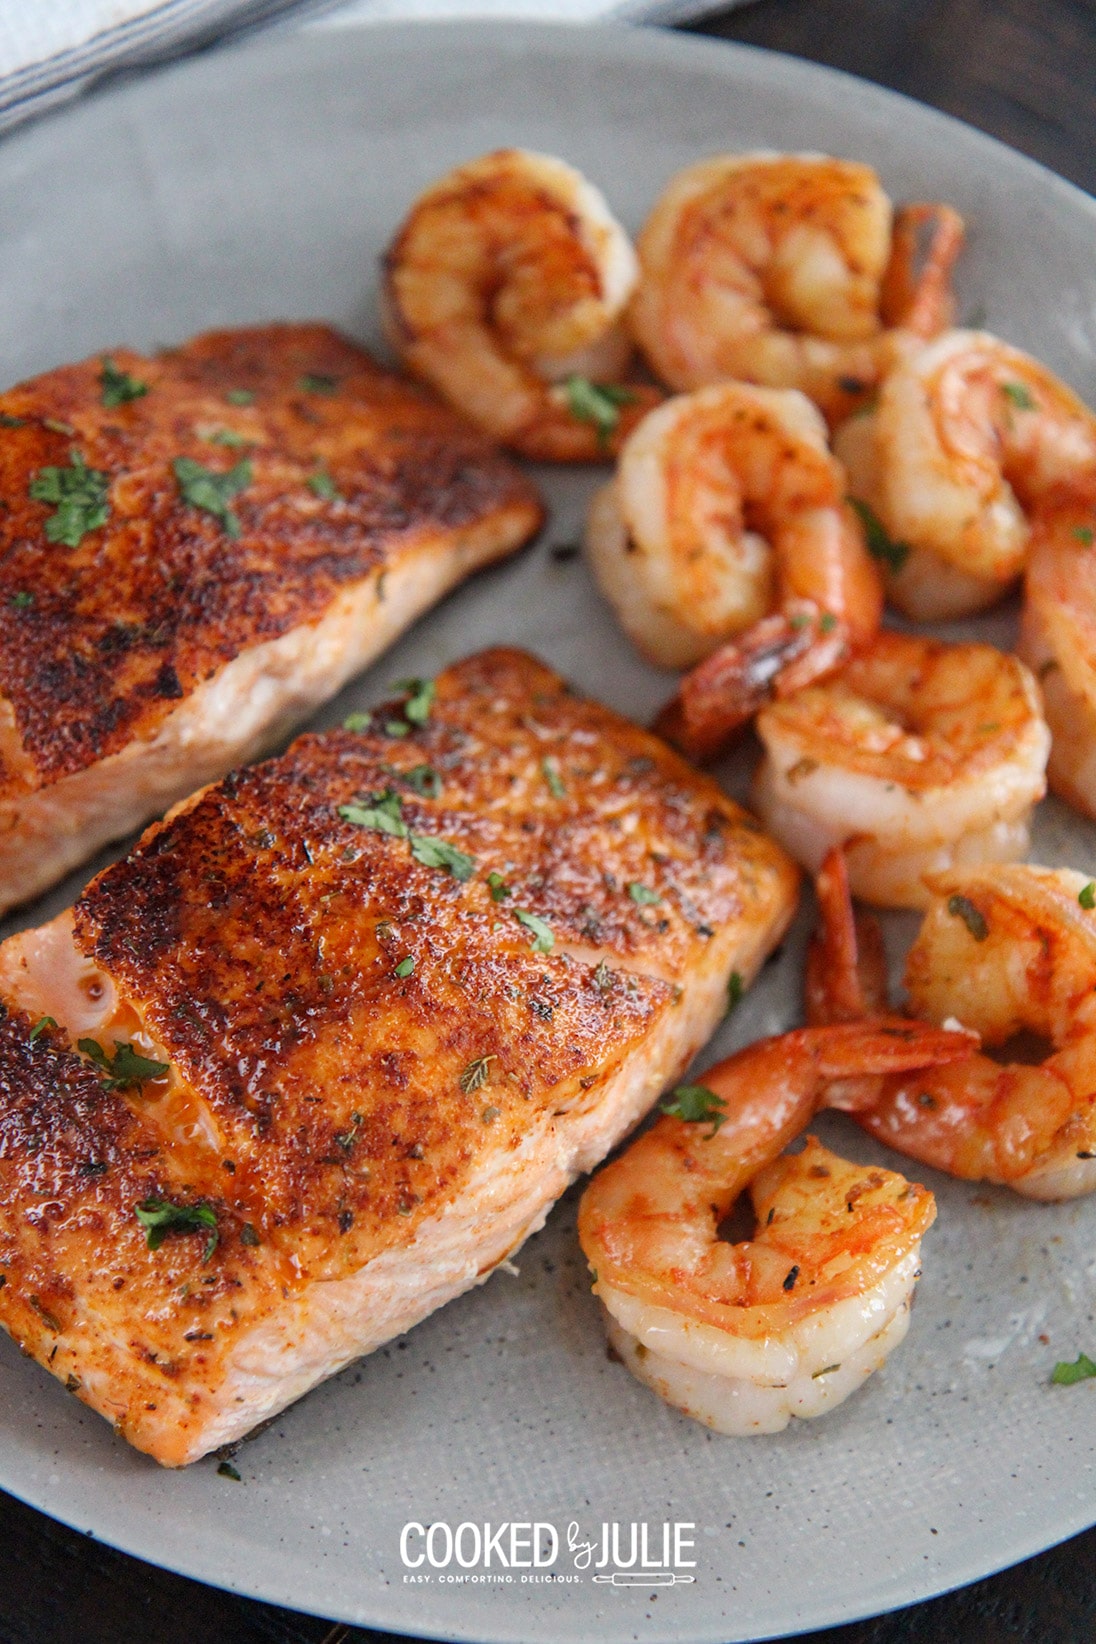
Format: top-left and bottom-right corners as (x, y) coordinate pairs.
(198, 425), (251, 449)
(514, 908), (554, 953)
(541, 757), (566, 799)
(409, 833), (475, 881)
(460, 1054), (496, 1095)
(564, 375), (635, 447)
(99, 357), (148, 408)
(1073, 526), (1095, 546)
(384, 719), (411, 738)
(217, 1461), (242, 1481)
(1002, 381), (1036, 410)
(239, 1223), (260, 1247)
(226, 389), (255, 407)
(78, 1038), (169, 1088)
(812, 1363), (841, 1379)
(394, 955), (415, 978)
(173, 456), (251, 538)
(338, 788), (408, 838)
(29, 450), (110, 548)
(627, 881), (660, 906)
(0, 413), (26, 428)
(342, 711), (372, 732)
(819, 611), (838, 633)
(299, 373), (339, 395)
(135, 1197), (218, 1261)
(1052, 1352), (1096, 1385)
(593, 959), (612, 993)
(727, 971), (744, 1012)
(43, 418), (75, 436)
(402, 764), (441, 798)
(306, 467), (342, 501)
(28, 1015), (56, 1042)
(1080, 883), (1096, 910)
(947, 893), (989, 942)
(849, 497), (910, 573)
(487, 871), (511, 903)
(393, 676), (436, 725)
(659, 1083), (727, 1136)
(10, 591), (34, 609)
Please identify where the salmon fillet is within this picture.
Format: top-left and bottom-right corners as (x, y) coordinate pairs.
(0, 649), (797, 1465)
(0, 324), (542, 912)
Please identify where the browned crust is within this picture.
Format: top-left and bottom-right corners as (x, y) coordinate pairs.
(0, 324), (542, 789)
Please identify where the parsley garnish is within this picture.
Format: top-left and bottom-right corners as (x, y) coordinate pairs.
(338, 788), (408, 837)
(659, 1083), (727, 1136)
(947, 894), (989, 942)
(1073, 526), (1095, 546)
(627, 881), (660, 906)
(99, 357), (148, 408)
(401, 764), (441, 798)
(541, 758), (566, 799)
(343, 711), (372, 732)
(819, 611), (838, 633)
(239, 1223), (260, 1247)
(487, 871), (511, 903)
(393, 677), (436, 725)
(727, 971), (744, 1012)
(307, 467), (342, 501)
(299, 373), (339, 395)
(460, 1055), (496, 1094)
(0, 413), (26, 428)
(198, 426), (250, 449)
(1002, 381), (1036, 410)
(564, 375), (635, 447)
(29, 450), (110, 547)
(594, 959), (612, 992)
(1080, 883), (1096, 910)
(1052, 1352), (1096, 1385)
(410, 834), (475, 880)
(849, 497), (910, 573)
(226, 389), (254, 406)
(78, 1038), (169, 1088)
(217, 1460), (242, 1481)
(28, 1015), (56, 1042)
(173, 456), (251, 538)
(514, 909), (554, 953)
(394, 955), (415, 978)
(135, 1197), (218, 1261)
(10, 591), (33, 609)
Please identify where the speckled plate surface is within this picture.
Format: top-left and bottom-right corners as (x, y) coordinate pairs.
(0, 20), (1095, 1643)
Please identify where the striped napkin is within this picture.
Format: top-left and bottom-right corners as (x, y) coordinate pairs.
(0, 0), (734, 135)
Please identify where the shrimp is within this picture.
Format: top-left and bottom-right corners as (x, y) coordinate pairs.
(809, 855), (1096, 1201)
(586, 382), (882, 680)
(629, 152), (963, 423)
(751, 631), (1050, 909)
(577, 1019), (973, 1436)
(1017, 485), (1096, 819)
(834, 330), (1096, 619)
(382, 148), (661, 461)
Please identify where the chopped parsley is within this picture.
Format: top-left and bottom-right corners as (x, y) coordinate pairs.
(514, 909), (554, 953)
(338, 788), (408, 837)
(659, 1083), (727, 1136)
(541, 757), (566, 799)
(849, 497), (910, 573)
(173, 456), (252, 538)
(306, 467), (342, 501)
(1080, 883), (1096, 910)
(460, 1054), (496, 1094)
(28, 1014), (56, 1042)
(1073, 526), (1095, 546)
(135, 1197), (218, 1261)
(78, 1038), (169, 1088)
(410, 834), (475, 880)
(225, 389), (255, 406)
(99, 357), (148, 408)
(487, 871), (511, 903)
(29, 450), (110, 547)
(299, 373), (339, 395)
(1051, 1352), (1096, 1385)
(819, 611), (838, 633)
(217, 1460), (242, 1481)
(1001, 381), (1036, 410)
(947, 894), (989, 942)
(564, 375), (635, 447)
(401, 764), (441, 798)
(393, 676), (436, 725)
(10, 591), (33, 610)
(239, 1222), (261, 1247)
(593, 959), (612, 992)
(198, 426), (251, 449)
(343, 711), (372, 732)
(627, 881), (660, 906)
(0, 413), (26, 428)
(727, 970), (744, 1012)
(394, 955), (415, 978)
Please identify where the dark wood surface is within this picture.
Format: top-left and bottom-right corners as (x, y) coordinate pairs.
(2, 1), (1096, 1641)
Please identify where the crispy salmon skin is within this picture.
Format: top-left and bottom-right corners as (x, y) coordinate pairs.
(0, 649), (797, 1464)
(0, 323), (542, 911)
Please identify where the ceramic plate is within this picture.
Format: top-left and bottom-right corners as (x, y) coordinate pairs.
(1, 20), (1095, 1643)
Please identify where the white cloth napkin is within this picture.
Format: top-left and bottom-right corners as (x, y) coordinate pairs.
(0, 0), (737, 135)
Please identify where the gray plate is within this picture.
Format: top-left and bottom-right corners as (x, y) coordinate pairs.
(1, 19), (1095, 1644)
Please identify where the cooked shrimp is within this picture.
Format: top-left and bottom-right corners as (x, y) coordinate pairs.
(834, 330), (1096, 619)
(751, 631), (1050, 909)
(809, 856), (1096, 1201)
(630, 152), (963, 422)
(587, 382), (882, 678)
(578, 1020), (973, 1435)
(382, 148), (660, 460)
(1018, 486), (1096, 819)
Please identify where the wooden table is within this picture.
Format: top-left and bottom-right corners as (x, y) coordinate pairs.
(4, 1), (1096, 1640)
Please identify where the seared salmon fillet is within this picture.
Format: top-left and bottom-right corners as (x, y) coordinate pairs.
(0, 323), (542, 912)
(0, 649), (797, 1464)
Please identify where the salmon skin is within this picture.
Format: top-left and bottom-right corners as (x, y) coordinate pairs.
(0, 323), (542, 913)
(0, 649), (797, 1465)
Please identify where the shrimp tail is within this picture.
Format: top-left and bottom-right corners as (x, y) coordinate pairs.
(880, 202), (966, 339)
(806, 847), (890, 1026)
(653, 604), (849, 762)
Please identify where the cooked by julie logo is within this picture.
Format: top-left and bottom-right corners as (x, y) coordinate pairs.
(399, 1519), (697, 1585)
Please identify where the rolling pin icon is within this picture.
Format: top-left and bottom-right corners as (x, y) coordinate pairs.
(592, 1571), (696, 1586)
